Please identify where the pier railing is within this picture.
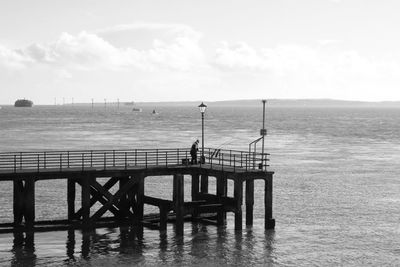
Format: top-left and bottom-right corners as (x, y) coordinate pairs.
(0, 148), (269, 173)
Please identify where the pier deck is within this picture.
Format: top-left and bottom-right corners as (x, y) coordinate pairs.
(0, 148), (275, 235)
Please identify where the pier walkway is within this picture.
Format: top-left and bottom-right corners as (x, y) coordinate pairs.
(0, 148), (275, 235)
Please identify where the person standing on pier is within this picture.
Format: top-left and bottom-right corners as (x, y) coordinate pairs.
(190, 140), (199, 164)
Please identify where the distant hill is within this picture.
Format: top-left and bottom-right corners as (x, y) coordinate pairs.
(136, 99), (400, 108)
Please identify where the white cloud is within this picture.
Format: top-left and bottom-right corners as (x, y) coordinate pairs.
(97, 23), (202, 42)
(213, 41), (400, 101)
(0, 24), (205, 72)
(0, 45), (32, 70)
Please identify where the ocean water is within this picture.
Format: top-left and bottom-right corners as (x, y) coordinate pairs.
(0, 105), (399, 266)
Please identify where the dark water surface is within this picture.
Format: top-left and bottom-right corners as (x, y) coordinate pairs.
(0, 105), (399, 266)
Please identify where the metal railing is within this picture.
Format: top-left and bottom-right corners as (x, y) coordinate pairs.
(0, 148), (269, 173)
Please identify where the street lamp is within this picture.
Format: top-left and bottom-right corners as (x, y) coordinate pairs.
(198, 102), (207, 163)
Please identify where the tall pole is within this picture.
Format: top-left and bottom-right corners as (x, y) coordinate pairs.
(201, 112), (205, 161)
(261, 99), (266, 168)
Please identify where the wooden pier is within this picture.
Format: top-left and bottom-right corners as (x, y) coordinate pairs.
(0, 148), (275, 235)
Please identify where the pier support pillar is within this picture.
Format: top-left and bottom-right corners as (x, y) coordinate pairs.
(216, 175), (227, 225)
(24, 179), (35, 228)
(173, 174), (184, 236)
(265, 176), (275, 229)
(246, 179), (254, 226)
(136, 175), (144, 227)
(159, 205), (168, 232)
(13, 179), (24, 225)
(81, 175), (91, 228)
(200, 174), (208, 194)
(67, 178), (76, 221)
(234, 179), (243, 230)
(119, 177), (130, 220)
(191, 173), (200, 219)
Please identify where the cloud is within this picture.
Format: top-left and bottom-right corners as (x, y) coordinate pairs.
(97, 22), (202, 42)
(214, 41), (399, 79)
(0, 24), (205, 72)
(0, 44), (32, 70)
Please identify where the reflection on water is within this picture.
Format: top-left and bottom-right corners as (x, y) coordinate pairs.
(11, 231), (36, 266)
(7, 223), (276, 266)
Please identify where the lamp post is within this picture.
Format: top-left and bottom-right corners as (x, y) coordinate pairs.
(198, 102), (207, 163)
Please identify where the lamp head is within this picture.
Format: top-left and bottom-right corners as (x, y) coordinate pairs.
(198, 102), (207, 113)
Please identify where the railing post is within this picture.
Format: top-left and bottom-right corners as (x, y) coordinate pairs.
(37, 154), (40, 172)
(44, 152), (46, 169)
(145, 152), (148, 168)
(177, 149), (179, 164)
(14, 155), (16, 173)
(125, 152), (127, 170)
(222, 154), (224, 171)
(233, 154), (236, 172)
(245, 154), (248, 171)
(113, 150), (115, 167)
(81, 153), (84, 171)
(156, 149), (158, 165)
(166, 151), (168, 167)
(67, 151), (70, 168)
(135, 149), (137, 166)
(240, 152), (243, 168)
(19, 152), (22, 170)
(90, 151), (93, 167)
(60, 154), (62, 171)
(104, 152), (106, 170)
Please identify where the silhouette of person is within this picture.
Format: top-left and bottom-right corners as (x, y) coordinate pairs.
(190, 140), (199, 164)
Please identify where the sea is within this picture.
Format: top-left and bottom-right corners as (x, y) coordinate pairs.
(0, 104), (399, 266)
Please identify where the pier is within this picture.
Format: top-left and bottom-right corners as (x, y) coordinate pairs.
(0, 148), (275, 235)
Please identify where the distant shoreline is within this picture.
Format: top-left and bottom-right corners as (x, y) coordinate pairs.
(1, 99), (399, 108)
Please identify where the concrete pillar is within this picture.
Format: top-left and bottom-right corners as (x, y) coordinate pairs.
(234, 179), (243, 230)
(173, 174), (184, 236)
(67, 178), (76, 221)
(246, 179), (254, 226)
(265, 176), (275, 229)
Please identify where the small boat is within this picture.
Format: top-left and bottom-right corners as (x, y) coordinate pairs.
(132, 107), (142, 112)
(151, 109), (159, 115)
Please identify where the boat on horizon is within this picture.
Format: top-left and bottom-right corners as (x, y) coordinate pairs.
(132, 107), (142, 112)
(14, 99), (33, 107)
(151, 109), (159, 115)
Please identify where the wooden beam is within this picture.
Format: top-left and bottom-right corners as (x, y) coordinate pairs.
(90, 175), (139, 223)
(13, 179), (24, 225)
(200, 174), (208, 193)
(75, 176), (119, 218)
(173, 174), (184, 235)
(246, 179), (254, 226)
(81, 175), (91, 227)
(234, 179), (243, 230)
(265, 176), (275, 229)
(24, 178), (35, 228)
(67, 178), (76, 221)
(216, 174), (227, 225)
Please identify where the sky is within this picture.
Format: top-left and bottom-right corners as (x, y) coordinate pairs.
(1, 0), (400, 104)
